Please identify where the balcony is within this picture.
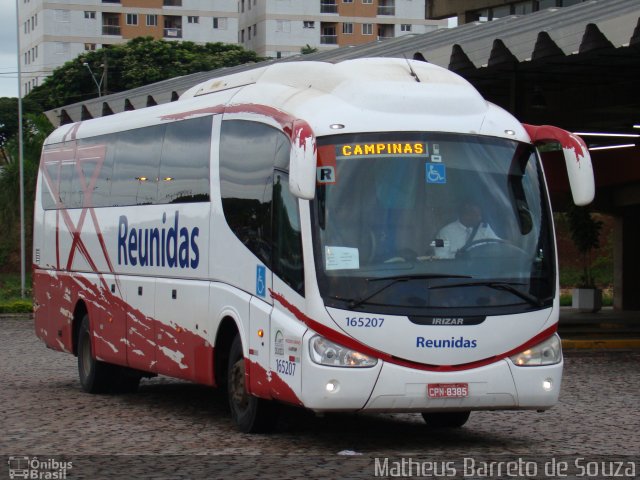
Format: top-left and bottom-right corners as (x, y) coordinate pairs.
(164, 27), (182, 38)
(102, 24), (121, 35)
(320, 35), (337, 44)
(377, 1), (395, 15)
(320, 2), (338, 14)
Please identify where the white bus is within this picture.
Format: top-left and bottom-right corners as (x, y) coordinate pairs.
(33, 58), (594, 432)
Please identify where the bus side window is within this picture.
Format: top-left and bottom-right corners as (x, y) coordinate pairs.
(272, 172), (304, 295)
(220, 120), (278, 267)
(110, 125), (164, 207)
(158, 116), (212, 204)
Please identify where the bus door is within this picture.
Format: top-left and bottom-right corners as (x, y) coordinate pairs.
(267, 172), (305, 402)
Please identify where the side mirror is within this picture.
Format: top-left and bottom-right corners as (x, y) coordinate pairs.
(288, 119), (317, 200)
(524, 124), (595, 206)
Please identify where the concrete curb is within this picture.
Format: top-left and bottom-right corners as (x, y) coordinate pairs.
(562, 338), (640, 349)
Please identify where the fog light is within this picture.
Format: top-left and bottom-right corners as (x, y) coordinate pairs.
(542, 379), (553, 391)
(326, 380), (339, 393)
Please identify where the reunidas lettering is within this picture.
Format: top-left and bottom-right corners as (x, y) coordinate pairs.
(416, 336), (478, 348)
(117, 211), (200, 269)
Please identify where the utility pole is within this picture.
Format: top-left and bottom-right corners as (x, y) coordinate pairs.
(14, 0), (26, 298)
(83, 62), (105, 97)
(103, 53), (108, 96)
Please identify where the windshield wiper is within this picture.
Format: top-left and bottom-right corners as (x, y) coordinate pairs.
(429, 280), (546, 308)
(348, 274), (471, 310)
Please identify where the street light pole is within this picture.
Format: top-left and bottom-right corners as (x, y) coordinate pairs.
(83, 62), (105, 97)
(15, 0), (26, 299)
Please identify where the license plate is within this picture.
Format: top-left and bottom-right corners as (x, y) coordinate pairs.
(427, 383), (469, 398)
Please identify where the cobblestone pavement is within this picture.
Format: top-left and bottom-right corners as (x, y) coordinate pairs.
(1, 315), (639, 479)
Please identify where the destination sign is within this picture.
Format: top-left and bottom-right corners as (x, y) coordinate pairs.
(338, 142), (426, 157)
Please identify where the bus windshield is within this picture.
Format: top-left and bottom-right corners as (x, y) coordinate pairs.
(311, 132), (555, 316)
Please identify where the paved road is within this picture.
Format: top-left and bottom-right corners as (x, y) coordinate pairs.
(1, 316), (639, 479)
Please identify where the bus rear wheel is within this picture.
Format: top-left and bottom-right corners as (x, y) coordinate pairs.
(421, 411), (470, 428)
(227, 335), (279, 433)
(77, 314), (141, 394)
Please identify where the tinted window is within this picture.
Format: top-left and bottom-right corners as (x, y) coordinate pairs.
(220, 120), (290, 266)
(158, 115), (212, 204)
(110, 125), (164, 206)
(273, 172), (304, 294)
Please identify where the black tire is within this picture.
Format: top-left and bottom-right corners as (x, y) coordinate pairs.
(77, 314), (141, 394)
(422, 411), (471, 428)
(227, 335), (279, 433)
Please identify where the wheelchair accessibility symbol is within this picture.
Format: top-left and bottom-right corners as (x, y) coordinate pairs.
(256, 265), (266, 297)
(426, 163), (446, 184)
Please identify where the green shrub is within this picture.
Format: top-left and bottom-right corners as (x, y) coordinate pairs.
(0, 299), (33, 314)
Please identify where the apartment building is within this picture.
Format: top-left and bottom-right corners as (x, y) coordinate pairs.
(238, 0), (446, 58)
(18, 0), (447, 95)
(427, 0), (589, 24)
(18, 0), (239, 94)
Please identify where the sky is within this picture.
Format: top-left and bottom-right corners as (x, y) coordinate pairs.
(0, 1), (19, 98)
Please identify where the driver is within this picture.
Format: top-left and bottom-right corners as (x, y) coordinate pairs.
(433, 199), (499, 259)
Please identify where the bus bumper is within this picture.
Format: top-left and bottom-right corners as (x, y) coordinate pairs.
(362, 359), (562, 412)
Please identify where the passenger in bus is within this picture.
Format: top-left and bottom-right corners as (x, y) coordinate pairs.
(433, 199), (499, 259)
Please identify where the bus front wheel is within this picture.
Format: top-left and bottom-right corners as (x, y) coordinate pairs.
(422, 411), (470, 428)
(227, 335), (279, 433)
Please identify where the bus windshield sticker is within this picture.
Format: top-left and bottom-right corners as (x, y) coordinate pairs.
(325, 246), (359, 270)
(317, 166), (336, 184)
(426, 163), (446, 184)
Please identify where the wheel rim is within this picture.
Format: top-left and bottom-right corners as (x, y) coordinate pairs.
(80, 332), (92, 379)
(229, 358), (249, 411)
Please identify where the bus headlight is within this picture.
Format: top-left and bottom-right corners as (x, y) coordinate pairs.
(309, 335), (378, 368)
(510, 334), (562, 366)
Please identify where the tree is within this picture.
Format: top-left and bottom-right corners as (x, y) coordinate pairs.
(26, 37), (265, 111)
(0, 113), (53, 269)
(300, 44), (318, 55)
(0, 97), (41, 164)
(565, 204), (603, 288)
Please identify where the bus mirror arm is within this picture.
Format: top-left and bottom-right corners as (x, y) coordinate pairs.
(288, 119), (317, 200)
(523, 124), (595, 206)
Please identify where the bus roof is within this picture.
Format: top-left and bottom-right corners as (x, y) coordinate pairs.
(45, 58), (528, 145)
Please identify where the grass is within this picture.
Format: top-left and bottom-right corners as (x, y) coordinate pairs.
(0, 273), (33, 314)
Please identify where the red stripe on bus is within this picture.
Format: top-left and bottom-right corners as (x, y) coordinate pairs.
(269, 289), (558, 372)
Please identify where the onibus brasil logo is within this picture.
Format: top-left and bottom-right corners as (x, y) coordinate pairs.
(7, 456), (72, 479)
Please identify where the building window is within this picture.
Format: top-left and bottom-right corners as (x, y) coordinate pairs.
(303, 21), (315, 28)
(400, 24), (411, 32)
(342, 22), (353, 34)
(240, 29), (244, 42)
(54, 10), (71, 22)
(343, 0), (353, 2)
(253, 23), (257, 35)
(163, 0), (182, 5)
(126, 14), (138, 25)
(147, 14), (158, 26)
(362, 0), (372, 3)
(84, 11), (96, 19)
(276, 20), (291, 33)
(248, 25), (252, 39)
(84, 43), (97, 50)
(213, 17), (227, 29)
(362, 23), (372, 35)
(187, 16), (199, 24)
